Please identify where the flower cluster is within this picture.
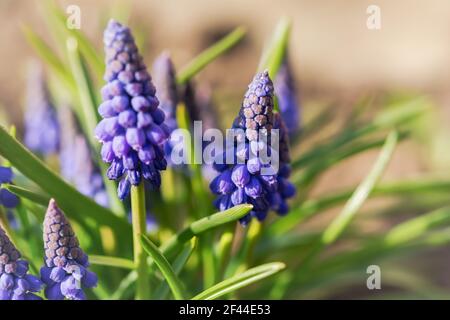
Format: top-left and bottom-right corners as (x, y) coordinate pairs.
(270, 113), (296, 215)
(152, 52), (179, 162)
(182, 82), (220, 181)
(274, 59), (300, 137)
(0, 225), (42, 300)
(23, 61), (60, 156)
(59, 108), (109, 207)
(210, 71), (292, 225)
(40, 199), (97, 300)
(0, 166), (19, 209)
(95, 20), (169, 200)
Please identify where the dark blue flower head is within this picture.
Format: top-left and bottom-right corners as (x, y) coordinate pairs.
(183, 82), (219, 132)
(23, 61), (60, 155)
(59, 108), (109, 207)
(0, 166), (19, 209)
(210, 71), (281, 225)
(152, 52), (179, 162)
(274, 58), (300, 136)
(181, 82), (220, 181)
(0, 225), (43, 300)
(40, 199), (97, 300)
(270, 113), (296, 215)
(96, 20), (169, 200)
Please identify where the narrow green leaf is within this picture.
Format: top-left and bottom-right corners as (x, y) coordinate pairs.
(66, 38), (100, 145)
(176, 26), (246, 84)
(90, 255), (135, 270)
(292, 98), (427, 170)
(110, 271), (137, 300)
(293, 132), (408, 187)
(383, 206), (450, 246)
(160, 204), (253, 259)
(3, 184), (49, 207)
(285, 131), (399, 286)
(22, 25), (75, 92)
(305, 207), (450, 287)
(270, 177), (450, 236)
(0, 126), (131, 239)
(258, 17), (291, 78)
(44, 0), (104, 80)
(322, 131), (398, 244)
(154, 238), (197, 299)
(192, 262), (285, 300)
(140, 235), (186, 300)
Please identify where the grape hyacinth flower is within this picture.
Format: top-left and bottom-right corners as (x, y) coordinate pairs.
(23, 61), (60, 155)
(274, 59), (300, 137)
(59, 108), (109, 207)
(183, 82), (219, 133)
(40, 199), (97, 300)
(0, 225), (43, 300)
(73, 137), (109, 207)
(152, 52), (179, 162)
(210, 71), (287, 225)
(182, 82), (220, 181)
(96, 20), (169, 200)
(270, 113), (296, 215)
(0, 166), (19, 209)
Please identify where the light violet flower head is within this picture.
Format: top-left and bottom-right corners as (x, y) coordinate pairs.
(23, 61), (60, 156)
(40, 199), (97, 300)
(181, 80), (221, 180)
(0, 225), (43, 300)
(152, 52), (179, 163)
(274, 58), (300, 136)
(59, 107), (109, 207)
(95, 20), (169, 200)
(269, 113), (296, 215)
(0, 166), (19, 209)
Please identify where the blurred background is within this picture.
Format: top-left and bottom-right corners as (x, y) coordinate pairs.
(1, 0), (450, 299)
(1, 0), (449, 174)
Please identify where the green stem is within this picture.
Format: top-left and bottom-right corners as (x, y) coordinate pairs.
(131, 181), (149, 299)
(217, 223), (236, 279)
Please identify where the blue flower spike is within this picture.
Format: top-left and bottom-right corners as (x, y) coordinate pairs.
(152, 51), (180, 162)
(0, 166), (19, 209)
(23, 61), (60, 156)
(59, 108), (109, 207)
(0, 225), (43, 300)
(274, 59), (300, 136)
(40, 199), (97, 300)
(210, 70), (296, 225)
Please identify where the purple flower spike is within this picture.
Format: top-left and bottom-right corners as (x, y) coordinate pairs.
(209, 71), (296, 224)
(152, 52), (180, 165)
(274, 58), (301, 136)
(182, 82), (220, 182)
(271, 113), (296, 216)
(23, 61), (60, 156)
(59, 108), (109, 207)
(0, 166), (19, 209)
(96, 20), (169, 199)
(0, 225), (43, 300)
(210, 71), (281, 225)
(0, 167), (13, 184)
(41, 199), (97, 300)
